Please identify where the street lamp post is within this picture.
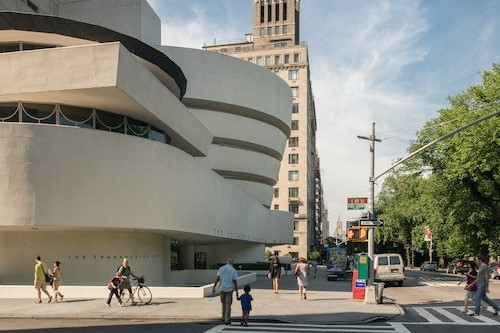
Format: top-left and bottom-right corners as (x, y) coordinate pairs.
(357, 122), (381, 302)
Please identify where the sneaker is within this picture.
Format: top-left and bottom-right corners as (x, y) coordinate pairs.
(60, 295), (64, 302)
(469, 313), (480, 316)
(120, 303), (124, 307)
(36, 300), (42, 304)
(48, 296), (52, 303)
(106, 303), (111, 307)
(493, 309), (498, 316)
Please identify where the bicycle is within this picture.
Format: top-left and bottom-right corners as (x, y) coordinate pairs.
(120, 276), (152, 305)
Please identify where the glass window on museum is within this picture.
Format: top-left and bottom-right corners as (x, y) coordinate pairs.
(293, 237), (299, 246)
(268, 3), (272, 22)
(289, 187), (299, 198)
(294, 221), (299, 231)
(260, 2), (264, 23)
(289, 204), (299, 215)
(291, 120), (298, 130)
(274, 55), (280, 65)
(260, 27), (264, 36)
(256, 56), (263, 66)
(292, 103), (299, 113)
(283, 0), (288, 21)
(0, 102), (19, 122)
(288, 153), (299, 164)
(274, 187), (279, 198)
(275, 3), (280, 21)
(284, 54), (290, 64)
(247, 57), (253, 63)
(288, 170), (299, 181)
(267, 26), (272, 35)
(283, 25), (287, 34)
(291, 86), (299, 97)
(22, 103), (56, 124)
(288, 69), (298, 80)
(274, 204), (279, 210)
(289, 136), (298, 147)
(293, 53), (300, 63)
(265, 55), (271, 66)
(275, 26), (280, 35)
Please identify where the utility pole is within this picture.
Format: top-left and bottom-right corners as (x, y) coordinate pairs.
(357, 122), (381, 297)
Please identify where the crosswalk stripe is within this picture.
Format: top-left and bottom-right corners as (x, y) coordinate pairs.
(407, 306), (500, 325)
(203, 323), (398, 333)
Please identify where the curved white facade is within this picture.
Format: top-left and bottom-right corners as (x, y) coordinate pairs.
(0, 9), (292, 286)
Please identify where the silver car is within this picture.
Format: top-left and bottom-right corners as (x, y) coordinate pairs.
(489, 262), (500, 279)
(420, 261), (438, 271)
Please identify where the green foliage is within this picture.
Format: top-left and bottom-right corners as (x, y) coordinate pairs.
(309, 249), (321, 260)
(264, 250), (273, 260)
(376, 64), (500, 260)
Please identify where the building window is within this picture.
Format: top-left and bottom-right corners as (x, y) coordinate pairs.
(274, 204), (279, 210)
(268, 3), (272, 22)
(289, 137), (299, 147)
(265, 55), (271, 65)
(274, 188), (279, 198)
(284, 54), (290, 64)
(247, 57), (253, 63)
(294, 53), (300, 62)
(275, 26), (280, 34)
(275, 3), (280, 21)
(291, 120), (298, 130)
(292, 103), (299, 113)
(291, 86), (298, 97)
(274, 55), (280, 65)
(293, 237), (299, 245)
(288, 153), (299, 164)
(288, 170), (299, 181)
(289, 187), (299, 197)
(274, 42), (287, 48)
(294, 221), (299, 231)
(288, 69), (298, 80)
(283, 25), (287, 34)
(289, 204), (299, 214)
(220, 48), (227, 53)
(260, 27), (264, 36)
(267, 26), (272, 35)
(256, 56), (263, 66)
(283, 0), (287, 21)
(235, 46), (241, 52)
(260, 3), (265, 23)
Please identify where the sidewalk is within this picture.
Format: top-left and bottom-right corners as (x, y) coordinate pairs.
(0, 269), (403, 325)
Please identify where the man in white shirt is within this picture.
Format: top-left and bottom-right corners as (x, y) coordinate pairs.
(212, 259), (239, 325)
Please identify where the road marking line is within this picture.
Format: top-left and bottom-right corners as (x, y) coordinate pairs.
(413, 307), (441, 323)
(388, 323), (412, 333)
(433, 307), (469, 324)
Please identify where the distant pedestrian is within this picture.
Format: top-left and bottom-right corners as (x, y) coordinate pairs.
(212, 259), (239, 325)
(468, 255), (499, 316)
(237, 284), (253, 326)
(295, 257), (309, 300)
(268, 256), (281, 293)
(311, 259), (319, 278)
(34, 255), (52, 303)
(51, 260), (64, 302)
(106, 271), (123, 307)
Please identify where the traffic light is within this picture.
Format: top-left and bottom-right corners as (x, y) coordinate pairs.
(348, 226), (369, 242)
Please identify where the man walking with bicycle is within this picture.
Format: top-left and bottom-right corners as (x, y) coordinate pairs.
(118, 258), (139, 305)
(212, 258), (239, 325)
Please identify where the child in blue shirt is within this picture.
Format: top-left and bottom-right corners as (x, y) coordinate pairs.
(237, 284), (253, 326)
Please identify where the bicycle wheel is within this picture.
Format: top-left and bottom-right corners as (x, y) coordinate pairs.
(137, 286), (152, 304)
(120, 289), (132, 304)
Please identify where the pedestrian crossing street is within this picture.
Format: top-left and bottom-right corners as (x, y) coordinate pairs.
(203, 306), (499, 333)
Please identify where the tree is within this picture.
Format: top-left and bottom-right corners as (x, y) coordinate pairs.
(377, 64), (500, 259)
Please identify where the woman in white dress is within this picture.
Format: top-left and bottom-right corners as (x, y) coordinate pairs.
(294, 257), (309, 300)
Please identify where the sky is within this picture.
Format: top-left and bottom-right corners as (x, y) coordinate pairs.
(147, 0), (500, 233)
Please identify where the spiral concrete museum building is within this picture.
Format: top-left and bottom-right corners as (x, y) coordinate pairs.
(0, 1), (293, 286)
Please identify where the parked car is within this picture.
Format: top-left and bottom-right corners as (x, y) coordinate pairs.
(420, 261), (438, 271)
(326, 261), (346, 281)
(489, 262), (500, 279)
(374, 253), (405, 286)
(446, 259), (469, 274)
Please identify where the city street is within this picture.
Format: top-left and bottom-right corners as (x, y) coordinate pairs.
(0, 268), (498, 333)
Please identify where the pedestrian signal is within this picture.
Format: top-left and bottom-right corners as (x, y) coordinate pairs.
(347, 226), (368, 242)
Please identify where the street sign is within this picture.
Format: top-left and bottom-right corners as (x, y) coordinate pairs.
(359, 219), (384, 227)
(347, 197), (368, 210)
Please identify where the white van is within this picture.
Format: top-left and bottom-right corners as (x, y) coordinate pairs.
(374, 253), (405, 286)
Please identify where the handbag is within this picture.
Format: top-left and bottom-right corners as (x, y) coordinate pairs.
(295, 266), (301, 277)
(41, 265), (52, 284)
